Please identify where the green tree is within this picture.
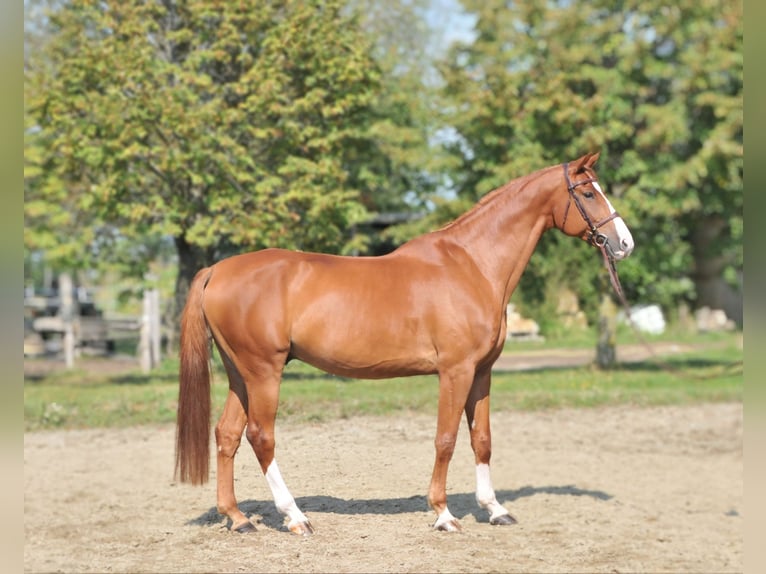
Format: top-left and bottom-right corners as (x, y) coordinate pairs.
(346, 0), (447, 250)
(25, 0), (397, 326)
(618, 0), (742, 321)
(436, 0), (742, 327)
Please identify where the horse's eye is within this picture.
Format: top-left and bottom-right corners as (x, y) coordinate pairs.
(583, 190), (594, 199)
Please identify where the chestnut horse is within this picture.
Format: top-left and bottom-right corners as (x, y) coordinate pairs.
(175, 151), (634, 534)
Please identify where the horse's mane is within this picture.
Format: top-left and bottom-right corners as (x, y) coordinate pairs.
(437, 163), (560, 232)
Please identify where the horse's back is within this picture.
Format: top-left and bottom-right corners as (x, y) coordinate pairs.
(203, 249), (433, 370)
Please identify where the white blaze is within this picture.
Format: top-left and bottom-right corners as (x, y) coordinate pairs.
(592, 181), (634, 258)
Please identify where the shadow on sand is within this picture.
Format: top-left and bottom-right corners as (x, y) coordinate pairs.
(188, 484), (612, 531)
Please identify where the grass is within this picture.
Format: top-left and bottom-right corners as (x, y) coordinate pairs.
(502, 321), (740, 351)
(24, 331), (743, 431)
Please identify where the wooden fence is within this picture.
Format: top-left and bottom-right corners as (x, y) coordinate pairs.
(24, 273), (163, 372)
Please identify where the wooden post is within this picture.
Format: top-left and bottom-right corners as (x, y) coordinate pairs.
(140, 288), (162, 372)
(150, 288), (161, 368)
(139, 290), (151, 373)
(596, 292), (617, 369)
(59, 273), (77, 369)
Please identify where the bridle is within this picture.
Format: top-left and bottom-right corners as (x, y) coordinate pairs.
(561, 162), (641, 365)
(561, 161), (625, 302)
(561, 162), (621, 250)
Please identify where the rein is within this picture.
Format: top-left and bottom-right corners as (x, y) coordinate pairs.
(596, 237), (741, 380)
(597, 244), (684, 375)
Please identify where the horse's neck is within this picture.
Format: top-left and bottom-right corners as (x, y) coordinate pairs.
(433, 175), (555, 304)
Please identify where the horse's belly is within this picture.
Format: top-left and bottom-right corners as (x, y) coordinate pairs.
(292, 347), (438, 379)
(289, 315), (438, 379)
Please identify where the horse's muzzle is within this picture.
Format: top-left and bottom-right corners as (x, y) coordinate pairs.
(603, 235), (634, 261)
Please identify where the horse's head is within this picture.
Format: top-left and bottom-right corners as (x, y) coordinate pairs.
(553, 152), (634, 261)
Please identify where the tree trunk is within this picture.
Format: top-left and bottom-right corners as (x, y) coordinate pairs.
(690, 215), (743, 327)
(167, 236), (215, 353)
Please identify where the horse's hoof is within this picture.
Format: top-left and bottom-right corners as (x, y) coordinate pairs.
(289, 520), (315, 536)
(434, 519), (463, 532)
(490, 513), (517, 526)
(232, 520), (257, 534)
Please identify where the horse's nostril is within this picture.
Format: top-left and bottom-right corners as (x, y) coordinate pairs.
(621, 238), (632, 250)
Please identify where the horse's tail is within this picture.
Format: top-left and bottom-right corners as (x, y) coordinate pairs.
(175, 267), (214, 485)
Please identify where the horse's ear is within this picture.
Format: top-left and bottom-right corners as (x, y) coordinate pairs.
(574, 151), (600, 172)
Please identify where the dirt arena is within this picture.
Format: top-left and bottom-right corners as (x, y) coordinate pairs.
(24, 402), (742, 573)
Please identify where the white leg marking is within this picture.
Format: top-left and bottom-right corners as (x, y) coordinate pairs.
(264, 461), (309, 529)
(433, 507), (460, 531)
(475, 463), (510, 521)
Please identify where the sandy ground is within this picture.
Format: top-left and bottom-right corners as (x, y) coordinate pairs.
(24, 401), (741, 573)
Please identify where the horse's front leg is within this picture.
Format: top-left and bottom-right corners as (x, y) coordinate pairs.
(465, 368), (516, 526)
(428, 364), (475, 532)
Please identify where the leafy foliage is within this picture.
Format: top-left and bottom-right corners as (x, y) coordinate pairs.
(434, 0), (742, 320)
(25, 0), (435, 315)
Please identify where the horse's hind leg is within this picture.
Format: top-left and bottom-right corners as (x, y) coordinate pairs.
(464, 368), (515, 526)
(242, 356), (314, 535)
(214, 351), (253, 532)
